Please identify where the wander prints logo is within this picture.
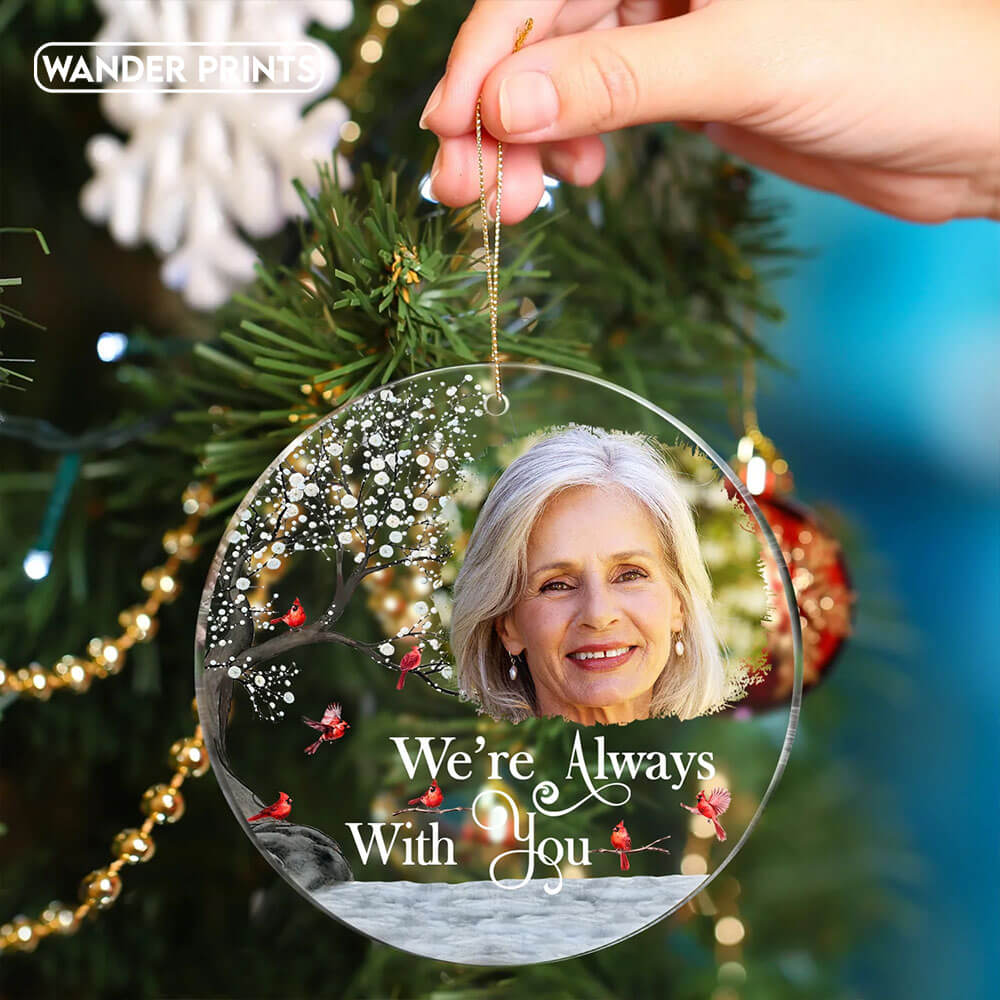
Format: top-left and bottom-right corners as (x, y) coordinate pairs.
(34, 42), (326, 94)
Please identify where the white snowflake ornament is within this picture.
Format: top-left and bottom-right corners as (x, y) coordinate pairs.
(80, 0), (355, 310)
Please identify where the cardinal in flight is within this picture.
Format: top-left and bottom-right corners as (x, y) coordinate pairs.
(247, 792), (292, 823)
(270, 597), (306, 629)
(302, 702), (350, 755)
(408, 779), (443, 808)
(396, 645), (422, 690)
(681, 787), (731, 841)
(611, 819), (632, 871)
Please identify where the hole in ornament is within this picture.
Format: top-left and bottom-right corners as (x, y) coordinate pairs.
(484, 392), (510, 416)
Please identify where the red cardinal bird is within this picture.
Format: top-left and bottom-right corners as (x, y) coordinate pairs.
(302, 702), (350, 755)
(247, 792), (292, 823)
(408, 779), (443, 808)
(396, 645), (422, 690)
(270, 597), (306, 629)
(681, 787), (732, 841)
(611, 820), (632, 871)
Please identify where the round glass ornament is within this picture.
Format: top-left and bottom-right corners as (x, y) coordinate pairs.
(195, 363), (802, 965)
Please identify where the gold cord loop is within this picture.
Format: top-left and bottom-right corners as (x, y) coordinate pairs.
(476, 17), (533, 412)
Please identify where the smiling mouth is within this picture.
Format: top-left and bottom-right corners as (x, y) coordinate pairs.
(566, 646), (637, 670)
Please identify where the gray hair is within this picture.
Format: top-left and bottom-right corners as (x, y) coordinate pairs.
(451, 426), (728, 722)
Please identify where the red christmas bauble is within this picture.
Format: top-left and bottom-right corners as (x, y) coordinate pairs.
(728, 460), (854, 711)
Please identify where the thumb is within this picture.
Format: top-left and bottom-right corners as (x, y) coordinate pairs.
(479, 4), (762, 143)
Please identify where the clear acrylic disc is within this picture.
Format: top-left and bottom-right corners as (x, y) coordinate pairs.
(195, 363), (802, 964)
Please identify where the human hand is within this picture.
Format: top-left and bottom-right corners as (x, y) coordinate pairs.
(420, 0), (1000, 224)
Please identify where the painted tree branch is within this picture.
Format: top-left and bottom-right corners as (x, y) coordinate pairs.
(593, 836), (673, 857)
(391, 806), (471, 817)
(203, 376), (490, 718)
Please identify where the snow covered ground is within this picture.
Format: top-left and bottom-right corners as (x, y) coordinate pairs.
(315, 874), (707, 964)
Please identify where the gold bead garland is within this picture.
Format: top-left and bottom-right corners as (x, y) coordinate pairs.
(0, 478), (213, 953)
(0, 721), (209, 954)
(0, 482), (212, 699)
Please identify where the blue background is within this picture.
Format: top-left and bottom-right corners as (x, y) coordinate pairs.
(756, 178), (998, 998)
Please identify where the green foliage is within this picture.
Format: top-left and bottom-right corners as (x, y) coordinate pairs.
(179, 162), (591, 496)
(173, 135), (794, 518)
(553, 133), (795, 399)
(0, 227), (50, 389)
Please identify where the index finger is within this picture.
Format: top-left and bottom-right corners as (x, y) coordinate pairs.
(420, 0), (569, 137)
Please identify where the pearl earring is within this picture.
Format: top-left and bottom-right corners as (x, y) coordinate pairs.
(508, 651), (519, 680)
(673, 632), (685, 657)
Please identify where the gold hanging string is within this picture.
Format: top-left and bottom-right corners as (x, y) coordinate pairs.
(737, 307), (780, 469)
(476, 16), (533, 414)
(739, 360), (781, 467)
(741, 357), (759, 440)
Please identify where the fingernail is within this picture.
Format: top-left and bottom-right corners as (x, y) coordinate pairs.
(419, 78), (445, 130)
(485, 189), (497, 222)
(499, 71), (559, 134)
(429, 148), (443, 200)
(546, 148), (577, 184)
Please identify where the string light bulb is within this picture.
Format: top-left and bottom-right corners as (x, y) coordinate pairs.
(97, 331), (129, 362)
(359, 38), (383, 63)
(22, 549), (52, 580)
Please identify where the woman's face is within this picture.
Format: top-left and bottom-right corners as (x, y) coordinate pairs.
(496, 485), (683, 724)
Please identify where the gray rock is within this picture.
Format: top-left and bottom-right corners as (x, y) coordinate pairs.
(314, 875), (706, 964)
(252, 822), (354, 890)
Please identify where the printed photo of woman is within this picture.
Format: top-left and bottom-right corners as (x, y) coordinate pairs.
(451, 426), (732, 725)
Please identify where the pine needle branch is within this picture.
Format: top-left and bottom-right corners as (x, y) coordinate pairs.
(181, 160), (583, 507)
